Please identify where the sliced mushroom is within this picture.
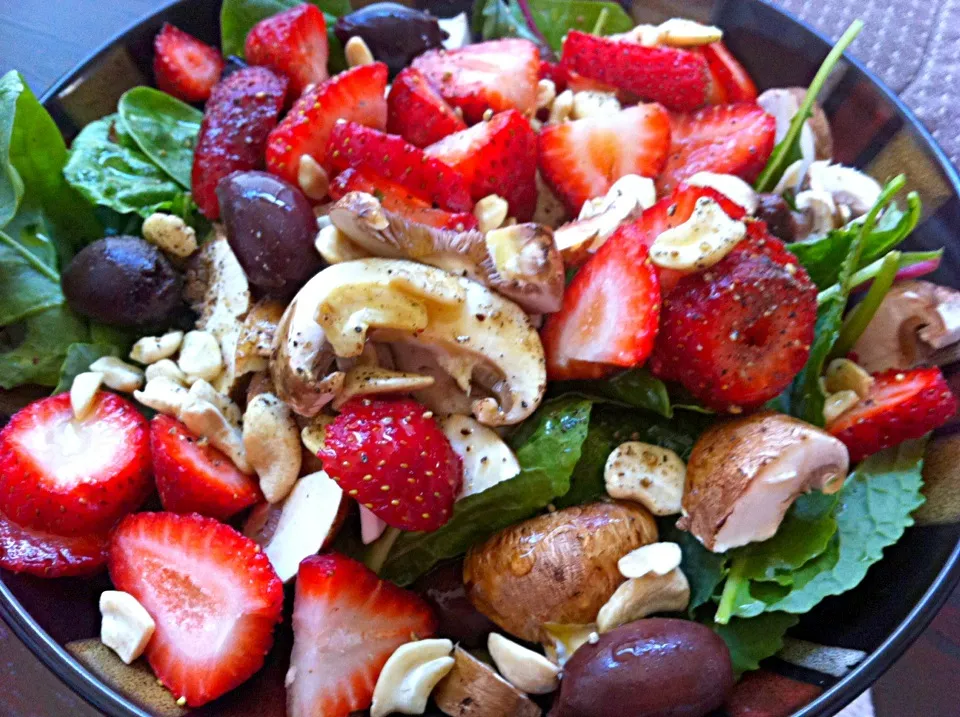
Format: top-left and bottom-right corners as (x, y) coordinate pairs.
(328, 192), (564, 314)
(852, 281), (960, 372)
(332, 366), (436, 409)
(757, 87), (833, 162)
(271, 258), (547, 426)
(678, 412), (849, 552)
(391, 342), (477, 416)
(433, 647), (541, 717)
(235, 299), (286, 378)
(441, 414), (521, 499)
(807, 161), (882, 217)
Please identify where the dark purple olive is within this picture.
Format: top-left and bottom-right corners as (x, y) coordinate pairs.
(62, 236), (183, 329)
(216, 171), (323, 298)
(755, 193), (803, 242)
(550, 618), (734, 717)
(412, 559), (496, 647)
(334, 3), (447, 76)
(221, 54), (248, 80)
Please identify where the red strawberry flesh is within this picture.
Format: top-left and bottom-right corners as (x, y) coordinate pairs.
(387, 67), (467, 148)
(0, 507), (108, 578)
(245, 3), (329, 98)
(153, 23), (224, 103)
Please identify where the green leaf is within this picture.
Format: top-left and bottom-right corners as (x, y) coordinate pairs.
(0, 306), (89, 388)
(220, 0), (351, 69)
(63, 114), (189, 219)
(473, 0), (632, 52)
(118, 87), (202, 189)
(473, 0), (542, 47)
(52, 342), (123, 394)
(816, 250), (941, 306)
(665, 522), (728, 614)
(829, 250), (900, 361)
(0, 228), (62, 325)
(710, 611), (800, 677)
(754, 21), (863, 191)
(379, 397), (592, 585)
(557, 368), (674, 418)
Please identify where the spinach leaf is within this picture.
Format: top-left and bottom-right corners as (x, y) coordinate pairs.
(710, 611), (800, 677)
(220, 0), (351, 70)
(379, 397), (592, 585)
(63, 114), (189, 219)
(52, 343), (123, 395)
(0, 306), (89, 388)
(473, 0), (633, 52)
(665, 522), (728, 614)
(0, 228), (62, 325)
(754, 21), (863, 191)
(118, 87), (202, 189)
(472, 0), (542, 47)
(556, 368), (674, 418)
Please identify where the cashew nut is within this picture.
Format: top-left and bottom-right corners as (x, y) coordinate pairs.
(656, 18), (723, 46)
(243, 393), (302, 503)
(474, 194), (510, 232)
(617, 542), (683, 579)
(604, 442), (685, 516)
(99, 590), (155, 664)
(177, 330), (223, 383)
(179, 393), (252, 474)
(346, 35), (375, 67)
(547, 89), (574, 125)
(144, 358), (188, 386)
(300, 415), (333, 456)
(129, 331), (184, 365)
(298, 154), (330, 201)
(541, 622), (597, 667)
(187, 379), (241, 428)
(371, 639), (455, 717)
(825, 358), (874, 398)
(134, 377), (189, 417)
(315, 224), (371, 264)
(487, 633), (560, 695)
(823, 389), (860, 425)
(536, 79), (556, 111)
(142, 212), (198, 258)
(571, 91), (620, 120)
(595, 568), (691, 633)
(71, 372), (104, 420)
(649, 197), (746, 271)
(89, 357), (144, 393)
(686, 172), (759, 214)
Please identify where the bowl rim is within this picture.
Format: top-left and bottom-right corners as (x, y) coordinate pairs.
(1, 0), (958, 715)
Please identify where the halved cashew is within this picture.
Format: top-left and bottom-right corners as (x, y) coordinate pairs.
(618, 541), (683, 578)
(686, 172), (759, 214)
(134, 377), (189, 417)
(441, 414), (521, 499)
(243, 393), (302, 503)
(825, 358), (874, 398)
(541, 622), (597, 667)
(345, 35), (375, 67)
(300, 415), (333, 455)
(189, 379), (242, 428)
(571, 91), (620, 120)
(298, 154), (330, 201)
(99, 590), (155, 664)
(823, 389), (860, 425)
(371, 639), (455, 717)
(142, 212), (197, 258)
(129, 331), (184, 365)
(71, 372), (104, 420)
(536, 78), (556, 111)
(178, 330), (223, 383)
(604, 442), (685, 516)
(315, 224), (371, 264)
(89, 357), (144, 393)
(474, 194), (509, 232)
(548, 89), (574, 124)
(487, 633), (560, 695)
(144, 359), (188, 386)
(179, 393), (252, 473)
(650, 197), (746, 270)
(595, 568), (690, 633)
(656, 18), (723, 46)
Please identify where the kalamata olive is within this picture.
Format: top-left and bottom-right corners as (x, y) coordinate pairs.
(755, 193), (802, 242)
(62, 236), (183, 329)
(550, 618), (734, 717)
(216, 171), (323, 297)
(334, 3), (447, 76)
(412, 559), (496, 647)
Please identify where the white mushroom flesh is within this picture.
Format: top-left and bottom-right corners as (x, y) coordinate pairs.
(441, 414), (521, 499)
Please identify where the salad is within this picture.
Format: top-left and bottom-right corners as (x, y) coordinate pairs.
(0, 1), (957, 715)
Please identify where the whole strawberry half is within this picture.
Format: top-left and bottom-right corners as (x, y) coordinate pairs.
(329, 168), (478, 230)
(387, 67), (467, 148)
(0, 393), (151, 536)
(191, 66), (289, 218)
(412, 38), (540, 124)
(245, 3), (329, 98)
(151, 415), (261, 521)
(0, 507), (109, 578)
(265, 62), (388, 186)
(700, 41), (758, 103)
(153, 23), (224, 103)
(828, 367), (957, 463)
(538, 103), (671, 215)
(560, 31), (710, 111)
(287, 553), (437, 717)
(109, 512), (284, 707)
(657, 102), (776, 193)
(318, 398), (463, 531)
(326, 122), (473, 213)
(425, 109), (538, 221)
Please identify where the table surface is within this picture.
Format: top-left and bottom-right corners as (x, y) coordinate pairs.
(2, 1), (960, 716)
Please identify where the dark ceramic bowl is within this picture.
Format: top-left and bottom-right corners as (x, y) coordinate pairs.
(2, 0), (960, 715)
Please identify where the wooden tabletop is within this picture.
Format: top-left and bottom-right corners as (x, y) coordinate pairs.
(1, 1), (959, 716)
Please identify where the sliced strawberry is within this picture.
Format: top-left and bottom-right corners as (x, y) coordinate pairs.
(287, 553), (437, 717)
(538, 103), (671, 214)
(828, 368), (957, 463)
(319, 398), (463, 531)
(412, 38), (540, 124)
(0, 393), (150, 536)
(701, 42), (758, 103)
(387, 68), (467, 148)
(540, 60), (569, 93)
(153, 23), (224, 103)
(542, 230), (661, 380)
(327, 122), (473, 212)
(425, 110), (537, 220)
(657, 102), (776, 193)
(0, 507), (108, 578)
(109, 512), (283, 707)
(245, 3), (329, 98)
(265, 63), (388, 186)
(150, 415), (261, 521)
(560, 31), (709, 111)
(329, 168), (478, 230)
(192, 66), (289, 218)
